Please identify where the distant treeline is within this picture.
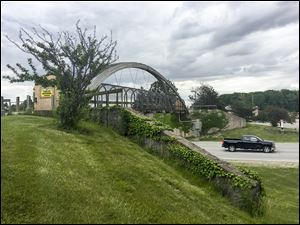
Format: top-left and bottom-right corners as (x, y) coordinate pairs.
(218, 89), (299, 112)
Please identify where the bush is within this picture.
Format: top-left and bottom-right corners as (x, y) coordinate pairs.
(255, 110), (269, 122)
(231, 101), (253, 120)
(154, 113), (192, 133)
(33, 110), (55, 117)
(192, 111), (228, 134)
(56, 92), (90, 129)
(263, 106), (291, 127)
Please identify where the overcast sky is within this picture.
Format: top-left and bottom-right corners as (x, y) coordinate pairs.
(1, 1), (299, 104)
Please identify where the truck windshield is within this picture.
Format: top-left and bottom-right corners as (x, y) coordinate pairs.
(257, 137), (263, 141)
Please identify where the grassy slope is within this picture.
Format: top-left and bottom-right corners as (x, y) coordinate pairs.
(1, 116), (299, 224)
(153, 113), (192, 133)
(196, 123), (299, 142)
(235, 164), (299, 224)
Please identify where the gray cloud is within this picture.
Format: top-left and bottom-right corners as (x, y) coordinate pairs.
(211, 2), (299, 49)
(165, 1), (299, 83)
(1, 1), (299, 102)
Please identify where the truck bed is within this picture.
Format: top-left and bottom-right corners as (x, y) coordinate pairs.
(223, 138), (240, 141)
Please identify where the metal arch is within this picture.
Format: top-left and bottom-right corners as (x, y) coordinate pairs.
(88, 62), (188, 113)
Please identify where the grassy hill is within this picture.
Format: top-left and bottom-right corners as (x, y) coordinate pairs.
(1, 116), (299, 224)
(195, 123), (299, 142)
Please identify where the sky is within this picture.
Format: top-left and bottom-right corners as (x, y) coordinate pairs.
(1, 1), (299, 105)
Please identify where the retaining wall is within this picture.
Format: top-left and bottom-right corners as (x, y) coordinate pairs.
(223, 112), (246, 130)
(90, 107), (263, 215)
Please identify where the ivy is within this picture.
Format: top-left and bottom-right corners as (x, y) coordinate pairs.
(167, 144), (260, 189)
(92, 106), (263, 191)
(240, 168), (265, 196)
(120, 108), (174, 142)
(90, 106), (264, 215)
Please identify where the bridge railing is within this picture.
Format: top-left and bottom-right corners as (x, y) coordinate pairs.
(90, 83), (187, 114)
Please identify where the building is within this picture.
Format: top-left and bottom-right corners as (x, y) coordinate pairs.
(33, 75), (59, 113)
(252, 106), (259, 117)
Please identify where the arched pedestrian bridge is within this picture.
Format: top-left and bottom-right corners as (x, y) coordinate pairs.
(88, 62), (188, 114)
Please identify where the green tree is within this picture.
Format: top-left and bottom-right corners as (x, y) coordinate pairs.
(218, 90), (299, 112)
(149, 80), (178, 94)
(191, 111), (228, 134)
(3, 21), (118, 129)
(10, 104), (16, 112)
(265, 106), (291, 127)
(189, 83), (218, 108)
(17, 98), (34, 111)
(256, 110), (269, 122)
(231, 100), (253, 120)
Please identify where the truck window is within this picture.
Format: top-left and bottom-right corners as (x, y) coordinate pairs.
(243, 136), (250, 141)
(250, 137), (257, 142)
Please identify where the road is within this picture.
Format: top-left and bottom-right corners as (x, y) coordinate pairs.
(193, 141), (299, 164)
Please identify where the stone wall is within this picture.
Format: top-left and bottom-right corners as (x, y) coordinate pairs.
(91, 108), (263, 215)
(223, 112), (246, 130)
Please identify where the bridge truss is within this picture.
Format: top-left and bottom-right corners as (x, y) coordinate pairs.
(88, 62), (188, 114)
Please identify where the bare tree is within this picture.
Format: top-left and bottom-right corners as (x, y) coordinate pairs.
(3, 21), (118, 128)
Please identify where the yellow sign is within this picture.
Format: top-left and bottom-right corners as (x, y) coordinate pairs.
(41, 88), (53, 97)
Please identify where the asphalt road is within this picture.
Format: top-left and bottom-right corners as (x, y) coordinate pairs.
(193, 141), (299, 164)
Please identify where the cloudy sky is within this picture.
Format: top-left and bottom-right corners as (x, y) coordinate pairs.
(1, 1), (299, 104)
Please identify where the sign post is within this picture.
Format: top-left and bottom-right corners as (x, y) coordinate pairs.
(280, 119), (284, 133)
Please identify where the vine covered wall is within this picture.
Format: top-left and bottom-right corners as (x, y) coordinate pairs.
(90, 106), (265, 215)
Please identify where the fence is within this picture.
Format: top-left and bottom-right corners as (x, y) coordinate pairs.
(1, 95), (33, 116)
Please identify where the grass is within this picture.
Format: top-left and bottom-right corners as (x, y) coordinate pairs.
(153, 113), (192, 133)
(1, 115), (299, 224)
(193, 123), (299, 142)
(234, 164), (299, 224)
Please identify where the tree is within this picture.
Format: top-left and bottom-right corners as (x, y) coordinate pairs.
(217, 89), (299, 112)
(149, 80), (178, 94)
(264, 106), (291, 127)
(3, 21), (118, 129)
(191, 111), (228, 134)
(19, 98), (34, 111)
(231, 100), (253, 120)
(189, 83), (218, 108)
(255, 110), (269, 122)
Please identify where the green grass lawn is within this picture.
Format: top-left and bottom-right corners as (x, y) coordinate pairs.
(234, 164), (299, 224)
(195, 123), (299, 142)
(153, 113), (192, 133)
(1, 115), (299, 224)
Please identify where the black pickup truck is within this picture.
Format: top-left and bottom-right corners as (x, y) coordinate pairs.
(222, 135), (276, 153)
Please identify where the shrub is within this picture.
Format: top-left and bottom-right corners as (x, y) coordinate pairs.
(263, 106), (291, 127)
(154, 113), (192, 133)
(192, 111), (228, 134)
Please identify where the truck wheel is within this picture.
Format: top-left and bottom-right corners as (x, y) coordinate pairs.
(263, 146), (271, 153)
(228, 145), (236, 152)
